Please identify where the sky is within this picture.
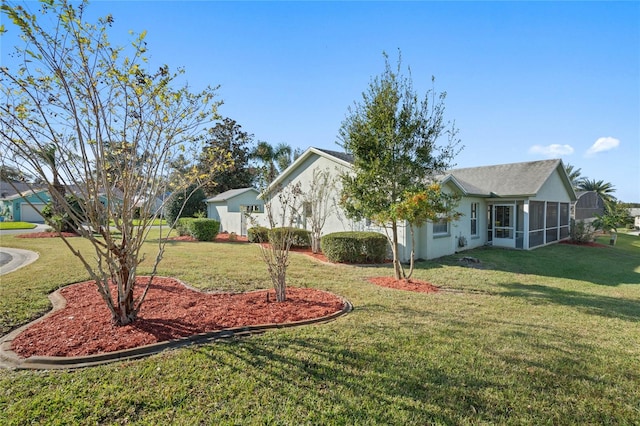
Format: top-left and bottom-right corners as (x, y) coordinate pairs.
(1, 1), (639, 202)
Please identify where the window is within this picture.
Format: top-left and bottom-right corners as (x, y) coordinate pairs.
(470, 203), (478, 236)
(242, 205), (261, 213)
(433, 217), (449, 235)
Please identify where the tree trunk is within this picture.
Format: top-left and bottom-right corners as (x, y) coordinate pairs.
(391, 221), (402, 280)
(405, 225), (416, 280)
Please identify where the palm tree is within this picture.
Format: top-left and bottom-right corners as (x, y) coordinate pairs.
(577, 179), (617, 206)
(564, 163), (584, 190)
(250, 141), (297, 185)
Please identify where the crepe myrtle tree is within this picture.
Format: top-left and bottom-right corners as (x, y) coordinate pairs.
(0, 0), (229, 325)
(339, 51), (461, 279)
(250, 182), (303, 302)
(302, 167), (338, 254)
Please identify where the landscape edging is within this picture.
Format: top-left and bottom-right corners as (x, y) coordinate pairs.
(0, 280), (353, 371)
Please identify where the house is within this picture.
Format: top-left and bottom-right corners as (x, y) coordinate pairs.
(205, 187), (263, 236)
(259, 147), (577, 261)
(573, 191), (606, 223)
(0, 185), (50, 222)
(630, 208), (640, 230)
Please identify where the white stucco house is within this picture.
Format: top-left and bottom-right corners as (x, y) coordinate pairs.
(257, 147), (577, 261)
(205, 187), (263, 236)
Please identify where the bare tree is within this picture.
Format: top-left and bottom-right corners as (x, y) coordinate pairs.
(251, 182), (302, 302)
(303, 167), (337, 253)
(0, 0), (227, 325)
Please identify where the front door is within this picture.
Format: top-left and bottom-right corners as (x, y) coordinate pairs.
(492, 204), (515, 248)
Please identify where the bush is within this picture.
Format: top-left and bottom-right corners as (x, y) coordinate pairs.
(176, 218), (196, 236)
(189, 218), (220, 241)
(269, 227), (311, 248)
(570, 219), (595, 244)
(176, 218), (219, 241)
(248, 226), (269, 243)
(321, 231), (388, 263)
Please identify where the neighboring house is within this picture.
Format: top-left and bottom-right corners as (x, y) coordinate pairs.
(0, 181), (126, 223)
(629, 208), (640, 230)
(0, 187), (50, 222)
(206, 187), (263, 236)
(259, 147), (577, 261)
(573, 191), (606, 223)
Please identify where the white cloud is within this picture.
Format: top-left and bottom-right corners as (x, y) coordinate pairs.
(528, 144), (574, 157)
(585, 137), (620, 157)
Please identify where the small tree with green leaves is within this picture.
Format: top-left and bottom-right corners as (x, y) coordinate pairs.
(0, 0), (227, 325)
(593, 201), (631, 245)
(394, 184), (461, 279)
(339, 51), (461, 279)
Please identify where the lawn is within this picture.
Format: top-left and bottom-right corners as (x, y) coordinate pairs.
(0, 221), (37, 230)
(1, 231), (639, 424)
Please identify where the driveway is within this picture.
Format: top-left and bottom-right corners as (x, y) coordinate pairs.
(0, 247), (39, 275)
(0, 223), (46, 275)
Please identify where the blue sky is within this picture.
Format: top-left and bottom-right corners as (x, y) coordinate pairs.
(2, 1), (639, 201)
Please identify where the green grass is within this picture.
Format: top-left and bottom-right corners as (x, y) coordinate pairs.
(0, 221), (37, 230)
(1, 232), (639, 424)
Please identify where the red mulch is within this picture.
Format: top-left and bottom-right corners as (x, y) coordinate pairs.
(16, 231), (79, 238)
(559, 240), (608, 248)
(368, 276), (439, 293)
(10, 277), (345, 358)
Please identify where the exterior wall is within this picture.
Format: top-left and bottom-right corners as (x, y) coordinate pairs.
(531, 169), (573, 203)
(206, 190), (263, 235)
(408, 185), (487, 261)
(10, 192), (50, 222)
(258, 153), (353, 233)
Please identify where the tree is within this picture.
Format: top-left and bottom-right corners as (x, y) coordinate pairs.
(250, 141), (299, 186)
(302, 167), (338, 253)
(250, 182), (303, 302)
(165, 183), (206, 226)
(564, 163), (584, 190)
(593, 201), (631, 245)
(578, 179), (617, 206)
(394, 184), (461, 279)
(339, 52), (461, 279)
(198, 117), (257, 196)
(0, 0), (226, 325)
(0, 164), (32, 182)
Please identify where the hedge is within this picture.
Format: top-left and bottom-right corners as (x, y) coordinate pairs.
(248, 226), (311, 248)
(248, 226), (269, 243)
(269, 227), (311, 248)
(321, 231), (388, 264)
(176, 218), (219, 241)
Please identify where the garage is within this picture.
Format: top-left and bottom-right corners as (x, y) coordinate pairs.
(20, 203), (46, 223)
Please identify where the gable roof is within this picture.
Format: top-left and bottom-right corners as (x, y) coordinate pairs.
(264, 147), (353, 193)
(205, 187), (259, 203)
(0, 180), (41, 199)
(444, 159), (576, 200)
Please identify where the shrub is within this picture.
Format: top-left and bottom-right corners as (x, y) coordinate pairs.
(189, 218), (220, 241)
(248, 226), (269, 243)
(176, 218), (219, 241)
(176, 218), (196, 236)
(570, 219), (595, 244)
(269, 227), (311, 248)
(321, 231), (388, 263)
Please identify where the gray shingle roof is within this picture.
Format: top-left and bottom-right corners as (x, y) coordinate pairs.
(447, 159), (565, 197)
(315, 148), (354, 164)
(205, 187), (257, 202)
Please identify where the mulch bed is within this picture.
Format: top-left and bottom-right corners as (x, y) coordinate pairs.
(16, 231), (79, 238)
(368, 276), (439, 293)
(11, 277), (346, 358)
